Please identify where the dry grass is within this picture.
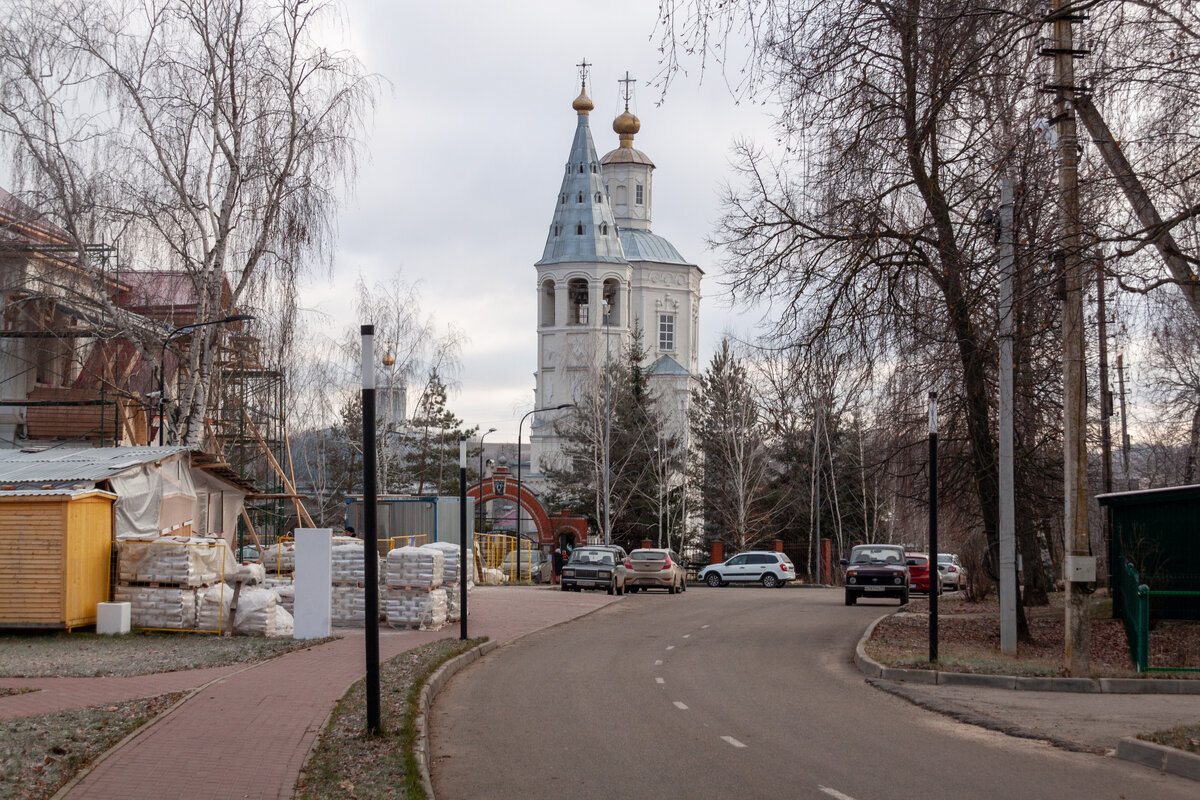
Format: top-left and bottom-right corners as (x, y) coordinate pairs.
(0, 693), (184, 800)
(0, 631), (328, 678)
(866, 592), (1199, 678)
(1139, 724), (1200, 755)
(295, 638), (483, 800)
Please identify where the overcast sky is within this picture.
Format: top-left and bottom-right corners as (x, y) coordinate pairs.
(302, 1), (780, 440)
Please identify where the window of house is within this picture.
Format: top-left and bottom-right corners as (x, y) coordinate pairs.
(595, 192), (602, 203)
(579, 164), (585, 173)
(636, 184), (644, 205)
(600, 223), (608, 235)
(658, 313), (675, 351)
(560, 194), (566, 205)
(576, 223), (584, 235)
(553, 223), (560, 236)
(569, 279), (589, 325)
(577, 192), (583, 203)
(591, 164), (598, 173)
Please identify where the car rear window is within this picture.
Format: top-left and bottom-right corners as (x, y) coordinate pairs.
(631, 552), (666, 560)
(907, 556), (928, 566)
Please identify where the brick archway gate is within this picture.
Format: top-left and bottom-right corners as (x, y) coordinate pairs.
(466, 463), (588, 548)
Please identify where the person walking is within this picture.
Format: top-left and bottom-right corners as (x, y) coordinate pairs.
(552, 545), (563, 585)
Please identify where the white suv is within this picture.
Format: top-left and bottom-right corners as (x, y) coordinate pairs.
(699, 551), (796, 588)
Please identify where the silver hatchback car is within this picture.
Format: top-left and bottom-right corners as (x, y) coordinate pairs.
(624, 548), (687, 594)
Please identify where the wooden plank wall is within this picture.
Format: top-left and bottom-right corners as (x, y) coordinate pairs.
(0, 498), (66, 625)
(64, 496), (113, 627)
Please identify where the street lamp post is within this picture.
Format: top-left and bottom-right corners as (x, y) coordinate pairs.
(478, 427), (497, 536)
(516, 403), (573, 581)
(158, 314), (253, 445)
(603, 300), (612, 545)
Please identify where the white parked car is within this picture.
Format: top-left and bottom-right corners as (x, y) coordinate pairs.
(698, 551), (796, 588)
(937, 553), (967, 591)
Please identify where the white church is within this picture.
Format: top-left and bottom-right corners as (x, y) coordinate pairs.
(528, 70), (702, 479)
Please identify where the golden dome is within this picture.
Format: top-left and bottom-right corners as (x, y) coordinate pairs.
(572, 85), (594, 114)
(613, 110), (640, 136)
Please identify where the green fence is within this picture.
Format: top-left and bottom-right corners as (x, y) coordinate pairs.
(1118, 561), (1200, 673)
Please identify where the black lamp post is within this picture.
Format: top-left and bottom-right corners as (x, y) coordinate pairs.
(516, 404), (572, 581)
(158, 314), (253, 445)
(478, 427), (497, 536)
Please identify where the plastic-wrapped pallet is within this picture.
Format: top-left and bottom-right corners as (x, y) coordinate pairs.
(420, 542), (471, 586)
(386, 546), (444, 588)
(332, 539), (377, 584)
(233, 587), (281, 636)
(263, 577), (295, 615)
(114, 585), (198, 630)
(446, 586), (467, 622)
(196, 583), (233, 632)
(117, 535), (237, 586)
(260, 540), (295, 575)
(234, 562), (266, 586)
(332, 584), (369, 626)
(385, 586), (448, 630)
(270, 606), (295, 637)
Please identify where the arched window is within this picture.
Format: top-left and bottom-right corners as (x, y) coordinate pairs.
(577, 192), (583, 203)
(579, 164), (585, 173)
(595, 192), (602, 203)
(600, 223), (608, 235)
(553, 224), (560, 236)
(615, 185), (628, 207)
(591, 164), (598, 173)
(575, 223), (584, 235)
(602, 278), (621, 326)
(568, 278), (589, 325)
(540, 279), (556, 327)
(560, 194), (565, 205)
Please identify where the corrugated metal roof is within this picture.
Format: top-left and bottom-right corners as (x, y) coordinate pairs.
(0, 446), (191, 483)
(619, 229), (692, 266)
(0, 487), (116, 499)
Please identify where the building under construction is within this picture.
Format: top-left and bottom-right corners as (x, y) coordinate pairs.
(0, 186), (298, 546)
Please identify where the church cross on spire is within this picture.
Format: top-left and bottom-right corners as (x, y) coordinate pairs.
(577, 58), (592, 89)
(618, 71), (636, 111)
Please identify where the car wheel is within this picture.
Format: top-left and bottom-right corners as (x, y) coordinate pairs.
(561, 584), (569, 592)
(845, 592), (856, 606)
(681, 579), (687, 592)
(628, 586), (638, 594)
(900, 589), (910, 605)
(705, 572), (722, 588)
(761, 573), (779, 589)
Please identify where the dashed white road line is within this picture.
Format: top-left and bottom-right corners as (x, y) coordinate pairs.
(701, 624), (710, 629)
(654, 659), (663, 666)
(818, 787), (858, 800)
(666, 645), (675, 650)
(673, 701), (689, 710)
(655, 677), (665, 684)
(721, 735), (746, 748)
(682, 634), (691, 638)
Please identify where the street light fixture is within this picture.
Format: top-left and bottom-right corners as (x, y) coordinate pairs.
(516, 403), (573, 581)
(158, 314), (254, 445)
(478, 427), (497, 536)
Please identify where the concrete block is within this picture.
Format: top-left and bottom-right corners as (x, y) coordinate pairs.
(1117, 739), (1166, 771)
(1100, 678), (1180, 694)
(938, 671), (1017, 689)
(881, 667), (938, 684)
(1163, 749), (1200, 783)
(1016, 677), (1099, 693)
(96, 602), (130, 635)
(294, 528), (333, 640)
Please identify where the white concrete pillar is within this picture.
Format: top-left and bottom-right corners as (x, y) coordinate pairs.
(294, 528), (333, 639)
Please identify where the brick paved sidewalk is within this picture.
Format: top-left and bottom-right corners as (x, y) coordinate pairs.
(57, 586), (618, 800)
(0, 664), (246, 719)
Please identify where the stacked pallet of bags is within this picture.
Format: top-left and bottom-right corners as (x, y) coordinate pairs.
(420, 542), (473, 622)
(260, 540), (296, 577)
(263, 576), (295, 615)
(331, 537), (380, 626)
(384, 546), (447, 630)
(115, 535), (236, 630)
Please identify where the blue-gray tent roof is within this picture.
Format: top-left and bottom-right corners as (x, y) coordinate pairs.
(647, 355), (691, 377)
(618, 228), (693, 266)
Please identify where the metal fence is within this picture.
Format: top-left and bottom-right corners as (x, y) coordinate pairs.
(1117, 560), (1200, 673)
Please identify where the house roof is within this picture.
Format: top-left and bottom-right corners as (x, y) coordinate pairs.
(618, 229), (694, 267)
(0, 446), (255, 492)
(647, 355), (691, 377)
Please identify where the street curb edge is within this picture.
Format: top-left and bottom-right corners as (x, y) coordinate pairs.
(1116, 737), (1200, 783)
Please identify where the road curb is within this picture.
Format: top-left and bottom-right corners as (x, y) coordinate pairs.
(1116, 737), (1200, 783)
(853, 613), (1200, 694)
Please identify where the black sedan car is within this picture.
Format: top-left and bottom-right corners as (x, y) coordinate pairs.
(561, 545), (628, 595)
(842, 544), (909, 605)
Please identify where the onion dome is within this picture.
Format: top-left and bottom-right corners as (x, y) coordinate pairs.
(613, 109), (641, 147)
(572, 85), (594, 115)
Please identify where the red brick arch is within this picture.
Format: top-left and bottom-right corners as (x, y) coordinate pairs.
(467, 463), (553, 546)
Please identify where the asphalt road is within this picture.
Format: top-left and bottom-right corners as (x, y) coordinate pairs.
(429, 586), (1196, 800)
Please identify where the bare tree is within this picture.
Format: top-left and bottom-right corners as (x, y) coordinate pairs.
(0, 0), (377, 445)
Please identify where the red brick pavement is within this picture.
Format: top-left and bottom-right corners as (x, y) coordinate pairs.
(0, 665), (245, 719)
(47, 586), (618, 800)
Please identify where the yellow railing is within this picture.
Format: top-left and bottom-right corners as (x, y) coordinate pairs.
(473, 532), (520, 585)
(388, 534), (429, 551)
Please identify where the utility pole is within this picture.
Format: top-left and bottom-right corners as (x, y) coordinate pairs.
(1117, 353), (1131, 487)
(1047, 0), (1091, 676)
(998, 177), (1018, 656)
(1096, 256), (1114, 595)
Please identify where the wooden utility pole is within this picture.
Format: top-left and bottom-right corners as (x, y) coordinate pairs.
(1048, 0), (1091, 675)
